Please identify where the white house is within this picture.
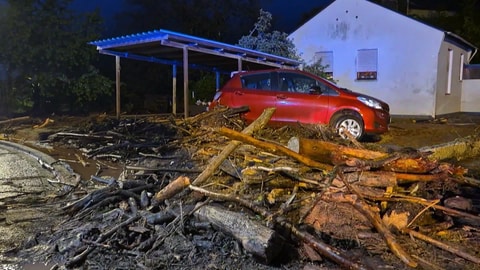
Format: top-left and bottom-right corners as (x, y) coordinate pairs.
(288, 0), (478, 117)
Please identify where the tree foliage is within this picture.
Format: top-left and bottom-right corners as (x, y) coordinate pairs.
(238, 9), (331, 79)
(0, 0), (113, 116)
(237, 9), (300, 60)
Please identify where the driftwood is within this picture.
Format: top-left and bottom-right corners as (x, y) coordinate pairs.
(189, 185), (371, 270)
(419, 135), (480, 161)
(215, 127), (333, 171)
(191, 107), (276, 186)
(194, 204), (282, 264)
(153, 176), (191, 203)
(0, 116), (30, 125)
(289, 136), (441, 174)
(288, 136), (388, 162)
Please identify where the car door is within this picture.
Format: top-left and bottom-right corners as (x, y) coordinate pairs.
(274, 71), (331, 124)
(228, 72), (277, 123)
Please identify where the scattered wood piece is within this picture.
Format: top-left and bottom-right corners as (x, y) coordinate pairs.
(153, 176), (191, 203)
(189, 184), (372, 270)
(194, 204), (282, 264)
(402, 228), (480, 265)
(33, 118), (54, 129)
(215, 127), (333, 171)
(191, 107), (276, 186)
(0, 116), (30, 125)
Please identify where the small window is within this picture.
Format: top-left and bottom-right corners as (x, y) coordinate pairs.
(314, 51), (334, 80)
(356, 49), (378, 80)
(241, 73), (271, 90)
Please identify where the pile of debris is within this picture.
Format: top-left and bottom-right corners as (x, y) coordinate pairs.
(5, 108), (480, 269)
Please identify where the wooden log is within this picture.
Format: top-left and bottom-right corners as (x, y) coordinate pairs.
(194, 204), (282, 264)
(382, 157), (438, 174)
(0, 116), (30, 125)
(191, 107), (275, 186)
(339, 171), (397, 187)
(419, 136), (480, 161)
(288, 136), (388, 163)
(215, 127), (333, 171)
(288, 136), (438, 173)
(153, 176), (191, 202)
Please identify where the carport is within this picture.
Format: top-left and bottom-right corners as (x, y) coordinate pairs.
(89, 29), (301, 118)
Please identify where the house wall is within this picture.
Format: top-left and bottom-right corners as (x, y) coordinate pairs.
(461, 79), (480, 112)
(289, 0), (446, 117)
(434, 41), (470, 115)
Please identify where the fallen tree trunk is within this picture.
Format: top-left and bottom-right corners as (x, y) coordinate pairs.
(194, 204), (283, 264)
(288, 136), (439, 174)
(215, 127), (333, 171)
(288, 136), (388, 162)
(419, 136), (480, 161)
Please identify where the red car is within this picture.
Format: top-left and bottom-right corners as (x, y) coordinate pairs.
(209, 69), (390, 140)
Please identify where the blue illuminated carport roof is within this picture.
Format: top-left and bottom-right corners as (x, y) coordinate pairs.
(89, 29), (301, 72)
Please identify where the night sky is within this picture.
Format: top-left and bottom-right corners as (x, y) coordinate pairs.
(71, 0), (333, 34)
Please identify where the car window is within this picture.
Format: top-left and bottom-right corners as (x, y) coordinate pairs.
(278, 72), (336, 94)
(241, 73), (271, 90)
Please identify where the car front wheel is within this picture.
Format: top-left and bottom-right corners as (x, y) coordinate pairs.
(334, 115), (364, 140)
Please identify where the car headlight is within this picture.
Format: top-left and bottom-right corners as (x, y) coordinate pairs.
(357, 96), (382, 110)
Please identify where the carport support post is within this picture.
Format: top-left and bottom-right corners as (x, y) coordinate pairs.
(237, 57), (242, 71)
(115, 56), (121, 119)
(183, 47), (189, 118)
(172, 65), (177, 116)
(216, 71), (220, 91)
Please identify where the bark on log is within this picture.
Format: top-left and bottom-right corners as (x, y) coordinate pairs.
(288, 136), (438, 173)
(194, 204), (282, 264)
(153, 176), (191, 203)
(339, 171), (397, 187)
(215, 127), (333, 171)
(382, 157), (438, 174)
(191, 107), (276, 186)
(419, 136), (480, 161)
(288, 136), (388, 163)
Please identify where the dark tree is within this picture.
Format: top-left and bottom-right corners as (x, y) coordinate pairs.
(0, 0), (113, 116)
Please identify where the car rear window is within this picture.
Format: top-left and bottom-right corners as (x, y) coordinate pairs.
(241, 73), (271, 90)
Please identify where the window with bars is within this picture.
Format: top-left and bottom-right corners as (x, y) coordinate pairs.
(356, 49), (378, 80)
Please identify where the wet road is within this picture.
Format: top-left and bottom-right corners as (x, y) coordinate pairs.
(0, 140), (74, 269)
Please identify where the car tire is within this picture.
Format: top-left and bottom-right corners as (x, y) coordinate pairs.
(334, 115), (364, 140)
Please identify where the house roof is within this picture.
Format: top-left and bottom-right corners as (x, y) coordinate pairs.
(89, 29), (301, 73)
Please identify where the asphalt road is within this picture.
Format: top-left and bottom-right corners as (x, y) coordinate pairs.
(0, 140), (75, 269)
